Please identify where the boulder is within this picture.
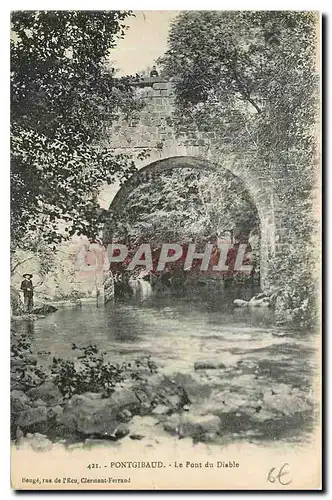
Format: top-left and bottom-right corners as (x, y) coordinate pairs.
(25, 354), (39, 365)
(113, 424), (130, 440)
(32, 304), (58, 315)
(152, 404), (172, 416)
(130, 434), (145, 440)
(110, 387), (140, 410)
(11, 390), (31, 414)
(59, 393), (118, 435)
(262, 387), (311, 417)
(59, 389), (140, 436)
(85, 424), (130, 442)
(17, 406), (49, 429)
(170, 373), (212, 404)
(129, 415), (159, 435)
(133, 374), (190, 413)
(250, 409), (274, 423)
(200, 432), (218, 442)
(50, 405), (64, 420)
(30, 398), (47, 408)
(11, 358), (26, 367)
(168, 394), (182, 408)
(164, 413), (221, 439)
(251, 292), (269, 300)
(80, 392), (103, 400)
(117, 409), (132, 422)
(194, 361), (226, 370)
(249, 295), (270, 307)
(30, 433), (53, 452)
(163, 414), (181, 436)
(206, 392), (250, 416)
(233, 299), (248, 307)
(27, 382), (62, 405)
(84, 439), (113, 447)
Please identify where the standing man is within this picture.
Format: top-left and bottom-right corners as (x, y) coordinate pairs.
(150, 65), (159, 77)
(20, 273), (34, 313)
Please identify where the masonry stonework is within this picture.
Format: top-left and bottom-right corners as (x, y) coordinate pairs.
(105, 78), (285, 290)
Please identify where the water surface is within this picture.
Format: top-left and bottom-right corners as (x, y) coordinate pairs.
(14, 289), (317, 444)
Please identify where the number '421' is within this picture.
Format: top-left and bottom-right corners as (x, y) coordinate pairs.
(87, 463), (101, 470)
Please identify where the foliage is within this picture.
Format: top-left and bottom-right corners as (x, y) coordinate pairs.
(161, 11), (317, 153)
(11, 11), (141, 250)
(11, 230), (56, 276)
(110, 167), (259, 247)
(50, 344), (158, 399)
(11, 331), (158, 399)
(160, 11), (319, 325)
(50, 344), (126, 399)
(11, 331), (48, 391)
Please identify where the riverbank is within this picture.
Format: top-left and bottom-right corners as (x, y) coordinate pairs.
(11, 294), (102, 321)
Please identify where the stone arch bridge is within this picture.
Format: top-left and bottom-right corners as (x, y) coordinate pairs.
(101, 78), (284, 290)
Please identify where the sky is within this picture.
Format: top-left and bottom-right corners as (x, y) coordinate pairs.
(99, 11), (179, 209)
(109, 11), (179, 76)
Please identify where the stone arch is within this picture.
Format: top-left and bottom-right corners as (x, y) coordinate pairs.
(103, 155), (279, 289)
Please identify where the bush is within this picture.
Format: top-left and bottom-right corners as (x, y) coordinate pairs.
(11, 332), (158, 400)
(50, 344), (158, 399)
(11, 331), (48, 391)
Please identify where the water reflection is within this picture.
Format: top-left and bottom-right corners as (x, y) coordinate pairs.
(12, 318), (35, 337)
(27, 292), (312, 370)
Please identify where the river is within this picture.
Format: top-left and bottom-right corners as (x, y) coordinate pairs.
(14, 286), (318, 445)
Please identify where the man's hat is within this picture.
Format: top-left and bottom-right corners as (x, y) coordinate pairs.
(23, 273), (33, 279)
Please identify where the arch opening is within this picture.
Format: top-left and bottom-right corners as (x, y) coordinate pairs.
(103, 156), (277, 289)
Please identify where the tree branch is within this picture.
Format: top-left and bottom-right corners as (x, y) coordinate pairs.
(246, 96), (262, 114)
(11, 256), (35, 275)
(230, 65), (262, 114)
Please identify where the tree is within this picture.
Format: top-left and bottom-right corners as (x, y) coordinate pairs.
(159, 11), (319, 325)
(11, 11), (141, 251)
(160, 11), (317, 155)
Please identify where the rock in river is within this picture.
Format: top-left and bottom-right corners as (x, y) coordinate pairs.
(59, 389), (140, 436)
(133, 373), (190, 412)
(32, 304), (58, 315)
(17, 406), (49, 429)
(152, 404), (172, 416)
(194, 360), (226, 370)
(233, 299), (249, 307)
(164, 413), (221, 439)
(27, 382), (63, 406)
(16, 433), (53, 452)
(11, 390), (31, 414)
